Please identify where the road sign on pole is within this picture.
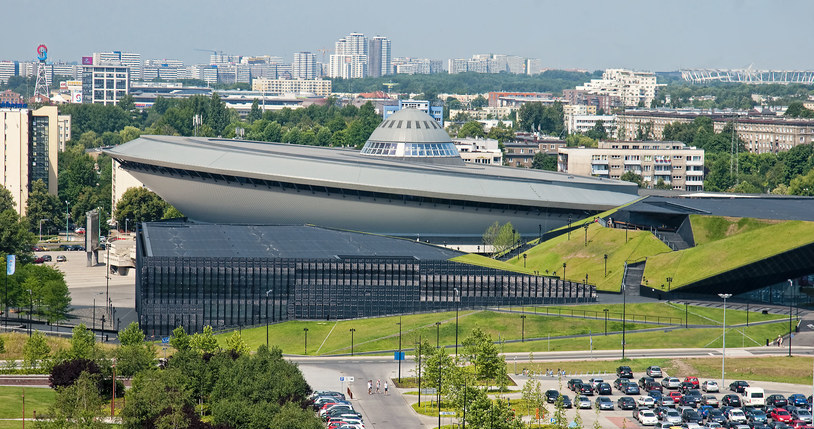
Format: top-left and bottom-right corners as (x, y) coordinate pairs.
(162, 337), (170, 344)
(394, 351), (405, 360)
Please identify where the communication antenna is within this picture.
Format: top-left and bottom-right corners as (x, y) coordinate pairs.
(33, 44), (49, 102)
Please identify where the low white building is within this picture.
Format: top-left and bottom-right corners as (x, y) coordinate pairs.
(567, 114), (618, 138)
(452, 137), (503, 165)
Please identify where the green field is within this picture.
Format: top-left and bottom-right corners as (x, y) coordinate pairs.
(502, 223), (671, 291)
(217, 309), (664, 355)
(645, 220), (814, 291)
(0, 386), (54, 420)
(533, 302), (787, 326)
(690, 215), (781, 246)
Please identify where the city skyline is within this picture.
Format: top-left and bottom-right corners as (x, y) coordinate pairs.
(3, 0), (813, 71)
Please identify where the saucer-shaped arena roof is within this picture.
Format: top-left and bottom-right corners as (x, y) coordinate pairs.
(360, 108), (462, 165)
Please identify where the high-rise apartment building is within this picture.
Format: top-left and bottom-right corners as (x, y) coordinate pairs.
(81, 64), (130, 105)
(93, 51), (142, 80)
(0, 61), (18, 84)
(0, 106), (60, 216)
(576, 69), (661, 107)
(368, 36), (391, 78)
(329, 33), (369, 79)
(293, 52), (317, 79)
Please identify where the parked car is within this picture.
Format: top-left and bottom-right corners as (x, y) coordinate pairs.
(595, 382), (612, 395)
(623, 383), (640, 395)
(636, 408), (659, 426)
(726, 408), (747, 423)
(684, 377), (700, 388)
(646, 366), (663, 378)
(576, 395), (592, 409)
(596, 396), (614, 410)
(680, 394), (700, 408)
(681, 408), (703, 424)
(617, 365), (634, 379)
(637, 396), (656, 408)
(788, 394), (809, 408)
(545, 390), (560, 403)
(722, 394), (742, 407)
(767, 394), (789, 408)
(729, 381), (749, 393)
(662, 377), (681, 389)
(34, 256), (45, 264)
(701, 380), (720, 392)
(656, 395), (676, 407)
(614, 378), (628, 391)
(769, 408), (793, 424)
(668, 391), (683, 402)
(568, 379), (584, 391)
(640, 376), (656, 389)
(646, 381), (663, 392)
(560, 395), (572, 408)
(701, 394), (719, 407)
(662, 409), (682, 425)
(588, 378), (605, 390)
(791, 408), (813, 424)
(42, 254), (52, 262)
(56, 255), (67, 262)
(745, 407), (769, 424)
(577, 383), (594, 396)
(706, 408), (727, 424)
(618, 396), (636, 410)
(75, 227), (86, 234)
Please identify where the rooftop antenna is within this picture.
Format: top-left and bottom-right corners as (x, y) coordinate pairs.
(33, 44), (49, 102)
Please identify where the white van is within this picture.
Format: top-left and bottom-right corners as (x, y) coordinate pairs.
(742, 386), (765, 407)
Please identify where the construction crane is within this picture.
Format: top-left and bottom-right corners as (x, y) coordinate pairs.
(316, 48), (329, 63)
(194, 48), (224, 63)
(383, 82), (398, 95)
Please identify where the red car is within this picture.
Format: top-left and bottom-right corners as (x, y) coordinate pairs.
(770, 408), (793, 423)
(668, 391), (683, 402)
(683, 376), (699, 388)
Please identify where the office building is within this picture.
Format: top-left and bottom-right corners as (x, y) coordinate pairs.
(448, 58), (468, 74)
(526, 58), (544, 75)
(452, 137), (503, 165)
(557, 140), (705, 191)
(292, 52), (317, 79)
(576, 69), (661, 107)
(81, 64), (130, 105)
(329, 33), (369, 79)
(0, 61), (18, 84)
(0, 106), (60, 215)
(368, 36), (392, 78)
(251, 78), (332, 97)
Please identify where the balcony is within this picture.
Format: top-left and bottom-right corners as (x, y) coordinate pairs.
(591, 169), (609, 176)
(686, 170), (704, 176)
(654, 170), (671, 175)
(591, 159), (609, 165)
(623, 159), (641, 165)
(686, 159), (704, 166)
(686, 178), (704, 185)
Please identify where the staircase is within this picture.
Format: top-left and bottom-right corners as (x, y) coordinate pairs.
(654, 231), (692, 251)
(622, 261), (646, 295)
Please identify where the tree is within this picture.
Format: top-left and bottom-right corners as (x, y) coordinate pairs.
(170, 325), (191, 351)
(23, 331), (51, 368)
(25, 180), (62, 237)
(122, 368), (193, 429)
(0, 186), (15, 213)
(634, 121), (654, 141)
(114, 187), (169, 226)
(789, 169), (814, 196)
(248, 99), (262, 123)
(565, 134), (597, 148)
(0, 207), (36, 261)
(481, 221), (519, 257)
(116, 322), (155, 377)
(585, 120), (607, 141)
(69, 324), (97, 360)
(190, 325), (219, 355)
(461, 328), (507, 387)
(225, 331), (249, 356)
(784, 101), (814, 118)
(486, 122), (515, 143)
(531, 152), (557, 171)
(653, 178), (672, 190)
(458, 121), (485, 138)
(37, 372), (106, 429)
(49, 358), (100, 389)
(470, 95), (488, 108)
(620, 171), (644, 187)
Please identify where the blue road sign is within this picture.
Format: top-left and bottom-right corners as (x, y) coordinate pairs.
(394, 351), (405, 361)
(162, 337), (170, 344)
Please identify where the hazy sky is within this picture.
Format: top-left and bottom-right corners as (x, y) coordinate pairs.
(4, 0), (813, 71)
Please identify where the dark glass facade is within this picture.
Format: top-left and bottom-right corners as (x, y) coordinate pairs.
(137, 254), (596, 337)
(29, 114), (49, 187)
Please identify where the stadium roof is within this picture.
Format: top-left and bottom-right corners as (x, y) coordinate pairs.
(367, 108), (452, 144)
(140, 222), (463, 260)
(622, 195), (814, 222)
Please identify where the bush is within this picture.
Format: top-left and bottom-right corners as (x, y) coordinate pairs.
(49, 358), (100, 389)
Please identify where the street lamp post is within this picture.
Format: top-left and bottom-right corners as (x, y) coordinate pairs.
(397, 316), (403, 382)
(622, 280), (627, 360)
(417, 335), (422, 406)
(685, 302), (688, 328)
(111, 364), (116, 418)
(265, 290), (273, 348)
(603, 308), (609, 335)
(125, 218), (129, 234)
(65, 201), (70, 242)
(38, 219), (49, 243)
(719, 293), (732, 388)
(567, 215), (572, 239)
(454, 288), (460, 356)
(350, 328), (356, 356)
(667, 277), (673, 292)
(303, 328), (309, 355)
(583, 223), (589, 246)
(435, 322), (441, 349)
(603, 254), (608, 277)
(562, 262), (566, 282)
(523, 253), (527, 268)
(100, 315), (106, 342)
(520, 315), (526, 342)
(28, 289), (32, 337)
(788, 279), (794, 357)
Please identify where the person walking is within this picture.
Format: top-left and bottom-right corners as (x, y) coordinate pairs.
(376, 378), (381, 394)
(368, 379), (372, 395)
(384, 380), (389, 396)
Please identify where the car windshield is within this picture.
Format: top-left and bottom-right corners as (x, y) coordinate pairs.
(776, 410), (789, 416)
(731, 411), (744, 416)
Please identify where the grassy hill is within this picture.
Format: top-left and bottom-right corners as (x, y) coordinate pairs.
(690, 214), (781, 246)
(502, 223), (671, 291)
(645, 220), (814, 291)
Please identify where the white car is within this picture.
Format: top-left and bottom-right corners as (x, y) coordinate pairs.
(663, 409), (682, 425)
(683, 424), (702, 429)
(636, 396), (655, 408)
(661, 377), (681, 389)
(701, 380), (719, 392)
(726, 408), (747, 423)
(588, 378), (605, 389)
(636, 409), (659, 426)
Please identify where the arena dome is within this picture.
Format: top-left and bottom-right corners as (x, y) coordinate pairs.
(360, 108), (464, 165)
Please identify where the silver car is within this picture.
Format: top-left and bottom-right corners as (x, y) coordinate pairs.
(646, 366), (663, 378)
(661, 377), (681, 389)
(663, 409), (682, 425)
(576, 395), (592, 409)
(701, 380), (719, 392)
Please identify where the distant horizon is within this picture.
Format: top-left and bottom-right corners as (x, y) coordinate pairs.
(2, 0), (813, 71)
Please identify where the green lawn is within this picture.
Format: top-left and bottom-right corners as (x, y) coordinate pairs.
(217, 310), (663, 355)
(450, 254), (535, 275)
(645, 220), (814, 291)
(0, 386), (55, 419)
(503, 223), (671, 291)
(534, 302), (787, 326)
(690, 215), (781, 246)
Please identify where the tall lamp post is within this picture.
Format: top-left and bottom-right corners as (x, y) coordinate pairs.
(520, 315), (526, 342)
(435, 322), (441, 349)
(603, 308), (609, 335)
(562, 262), (566, 282)
(27, 289), (32, 337)
(397, 317), (403, 382)
(718, 293), (732, 388)
(454, 288), (460, 356)
(265, 290), (273, 348)
(38, 219), (49, 243)
(583, 223), (589, 246)
(788, 279), (794, 357)
(65, 201), (70, 242)
(303, 328), (309, 355)
(603, 254), (608, 277)
(350, 328), (356, 356)
(622, 280), (627, 360)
